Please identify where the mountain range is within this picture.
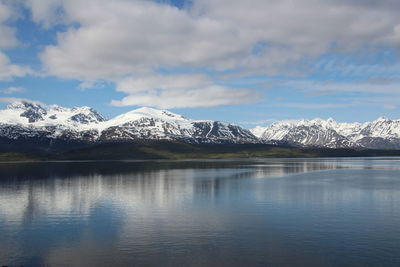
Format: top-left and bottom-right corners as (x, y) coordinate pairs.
(0, 101), (257, 149)
(251, 117), (400, 149)
(1, 100), (400, 152)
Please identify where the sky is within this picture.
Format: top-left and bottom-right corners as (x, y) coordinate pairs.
(0, 0), (400, 128)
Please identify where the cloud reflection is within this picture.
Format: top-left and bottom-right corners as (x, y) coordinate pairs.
(1, 159), (400, 266)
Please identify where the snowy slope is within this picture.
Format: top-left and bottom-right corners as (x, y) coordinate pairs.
(252, 117), (400, 149)
(1, 101), (106, 127)
(3, 100), (400, 149)
(0, 101), (258, 144)
(99, 107), (257, 143)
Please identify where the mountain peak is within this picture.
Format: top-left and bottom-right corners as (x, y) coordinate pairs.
(133, 106), (164, 114)
(49, 104), (66, 112)
(1, 100), (107, 126)
(7, 100), (46, 111)
(131, 107), (186, 120)
(6, 100), (47, 123)
(375, 116), (389, 122)
(327, 117), (335, 123)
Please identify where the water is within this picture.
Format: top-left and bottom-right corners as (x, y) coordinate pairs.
(1, 158), (400, 266)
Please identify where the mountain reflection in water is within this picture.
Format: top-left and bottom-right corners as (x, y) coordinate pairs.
(1, 158), (400, 266)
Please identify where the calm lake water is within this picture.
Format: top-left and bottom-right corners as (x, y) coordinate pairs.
(1, 158), (400, 266)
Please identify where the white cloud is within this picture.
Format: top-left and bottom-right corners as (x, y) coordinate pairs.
(34, 1), (227, 78)
(24, 0), (64, 27)
(116, 74), (213, 94)
(0, 97), (43, 105)
(0, 52), (31, 80)
(22, 0), (400, 108)
(111, 73), (260, 108)
(37, 0), (247, 80)
(276, 103), (357, 109)
(305, 90), (337, 98)
(0, 2), (19, 49)
(0, 2), (31, 80)
(77, 80), (106, 90)
(32, 0), (400, 79)
(1, 86), (25, 94)
(286, 80), (400, 95)
(384, 104), (397, 110)
(282, 79), (400, 110)
(111, 85), (260, 109)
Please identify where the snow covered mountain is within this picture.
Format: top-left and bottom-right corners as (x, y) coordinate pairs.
(251, 117), (400, 149)
(2, 100), (400, 150)
(0, 101), (258, 145)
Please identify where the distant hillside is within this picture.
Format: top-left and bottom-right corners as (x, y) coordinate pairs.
(2, 141), (400, 162)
